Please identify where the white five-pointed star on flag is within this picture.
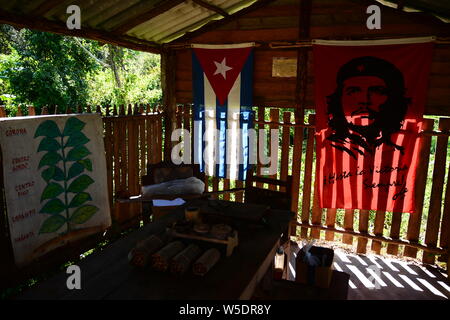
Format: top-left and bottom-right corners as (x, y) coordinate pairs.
(213, 57), (232, 79)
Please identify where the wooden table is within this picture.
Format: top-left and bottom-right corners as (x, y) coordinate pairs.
(17, 200), (293, 300)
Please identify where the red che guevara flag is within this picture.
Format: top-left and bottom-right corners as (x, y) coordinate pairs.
(313, 37), (434, 213)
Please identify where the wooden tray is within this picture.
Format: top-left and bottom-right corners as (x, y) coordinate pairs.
(167, 228), (238, 257)
(190, 199), (270, 223)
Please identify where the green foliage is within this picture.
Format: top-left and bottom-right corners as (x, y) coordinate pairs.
(86, 47), (161, 106)
(35, 117), (98, 234)
(0, 26), (98, 111)
(0, 25), (162, 112)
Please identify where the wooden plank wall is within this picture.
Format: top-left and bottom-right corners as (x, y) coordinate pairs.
(174, 0), (450, 115)
(0, 104), (163, 292)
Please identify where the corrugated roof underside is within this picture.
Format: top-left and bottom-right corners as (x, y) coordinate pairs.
(0, 0), (258, 44)
(0, 0), (448, 47)
(126, 0), (256, 43)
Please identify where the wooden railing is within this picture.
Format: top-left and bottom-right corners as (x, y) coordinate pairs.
(175, 104), (450, 268)
(0, 104), (163, 292)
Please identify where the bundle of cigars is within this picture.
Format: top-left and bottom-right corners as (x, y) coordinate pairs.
(129, 236), (222, 276)
(170, 244), (202, 275)
(128, 234), (167, 267)
(151, 240), (186, 272)
(192, 248), (221, 276)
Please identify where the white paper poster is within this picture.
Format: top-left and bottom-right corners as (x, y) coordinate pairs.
(0, 114), (111, 267)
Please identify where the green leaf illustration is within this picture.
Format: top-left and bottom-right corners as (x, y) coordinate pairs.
(66, 146), (91, 161)
(63, 117), (85, 136)
(41, 167), (55, 182)
(41, 182), (64, 202)
(67, 174), (94, 193)
(38, 152), (62, 169)
(41, 166), (65, 182)
(34, 120), (61, 138)
(39, 215), (66, 234)
(36, 117), (96, 236)
(69, 192), (92, 208)
(70, 205), (98, 224)
(37, 137), (61, 152)
(78, 159), (93, 171)
(67, 162), (84, 180)
(65, 131), (90, 148)
(40, 198), (66, 214)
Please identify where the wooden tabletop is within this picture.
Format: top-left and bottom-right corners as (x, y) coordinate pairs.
(17, 200), (293, 300)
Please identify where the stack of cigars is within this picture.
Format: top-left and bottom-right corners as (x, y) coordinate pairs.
(128, 234), (222, 276)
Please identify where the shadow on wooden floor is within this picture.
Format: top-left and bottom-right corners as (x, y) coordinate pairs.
(285, 243), (449, 300)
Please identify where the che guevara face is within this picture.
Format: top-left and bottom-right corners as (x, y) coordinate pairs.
(341, 75), (388, 126)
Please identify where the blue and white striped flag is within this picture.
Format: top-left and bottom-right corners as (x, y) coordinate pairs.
(192, 43), (255, 180)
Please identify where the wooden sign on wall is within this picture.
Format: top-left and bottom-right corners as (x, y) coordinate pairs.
(0, 114), (111, 267)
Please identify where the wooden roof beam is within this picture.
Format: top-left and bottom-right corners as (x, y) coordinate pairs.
(191, 0), (230, 17)
(171, 0), (277, 43)
(0, 9), (161, 54)
(33, 0), (68, 16)
(113, 0), (186, 35)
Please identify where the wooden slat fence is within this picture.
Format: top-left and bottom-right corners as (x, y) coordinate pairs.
(176, 104), (450, 271)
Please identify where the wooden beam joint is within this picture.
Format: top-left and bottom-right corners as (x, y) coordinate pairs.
(191, 0), (229, 17)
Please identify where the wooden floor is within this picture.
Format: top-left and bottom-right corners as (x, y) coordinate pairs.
(286, 243), (449, 300)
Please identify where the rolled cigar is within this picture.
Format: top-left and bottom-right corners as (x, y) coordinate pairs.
(170, 244), (202, 276)
(151, 241), (185, 272)
(128, 234), (166, 267)
(192, 248), (221, 276)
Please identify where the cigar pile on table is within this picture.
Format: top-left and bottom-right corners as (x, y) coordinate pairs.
(170, 244), (202, 276)
(192, 248), (221, 276)
(128, 234), (167, 268)
(151, 241), (186, 272)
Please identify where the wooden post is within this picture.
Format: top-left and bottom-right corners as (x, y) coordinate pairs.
(423, 118), (450, 264)
(300, 114), (315, 238)
(27, 105), (36, 116)
(290, 0), (312, 236)
(310, 178), (322, 239)
(256, 106), (265, 187)
(269, 108), (279, 190)
(342, 209), (355, 245)
(386, 212), (402, 255)
(439, 160), (450, 266)
(404, 119), (434, 258)
(280, 112), (291, 186)
(357, 210), (370, 254)
(371, 211), (385, 254)
(325, 209), (337, 241)
(104, 106), (113, 206)
(161, 48), (177, 161)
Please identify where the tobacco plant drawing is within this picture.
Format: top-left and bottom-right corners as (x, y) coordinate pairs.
(34, 117), (98, 235)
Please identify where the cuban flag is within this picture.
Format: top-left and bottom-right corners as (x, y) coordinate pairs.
(192, 43), (255, 181)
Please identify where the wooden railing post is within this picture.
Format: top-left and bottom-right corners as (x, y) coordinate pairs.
(423, 118), (450, 264)
(404, 119), (434, 258)
(161, 48), (177, 161)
